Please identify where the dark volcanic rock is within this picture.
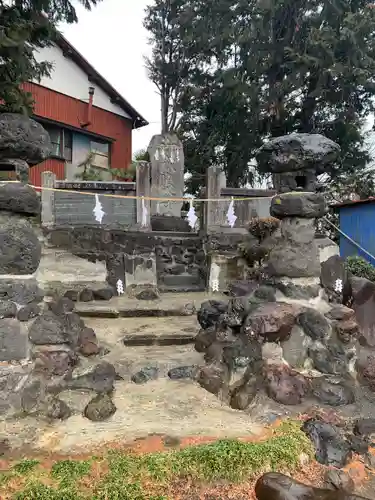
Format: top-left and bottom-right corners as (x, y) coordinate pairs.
(0, 280), (43, 305)
(168, 366), (197, 380)
(0, 182), (40, 215)
(281, 325), (309, 368)
(334, 319), (358, 345)
(255, 133), (341, 174)
(255, 472), (368, 500)
(324, 468), (355, 492)
(78, 327), (100, 356)
(46, 398), (71, 420)
(0, 301), (17, 319)
(297, 308), (332, 341)
(0, 214), (41, 274)
(242, 302), (298, 342)
(270, 192), (326, 218)
(312, 379), (355, 406)
(253, 285), (276, 302)
(0, 113), (51, 164)
(84, 393), (116, 421)
(131, 366), (159, 384)
(194, 327), (217, 352)
(17, 302), (40, 322)
(326, 306), (355, 322)
(350, 276), (375, 347)
(302, 418), (352, 468)
(135, 288), (160, 301)
(264, 364), (309, 405)
(48, 298), (75, 316)
(197, 300), (228, 329)
(230, 376), (258, 410)
(222, 336), (263, 372)
(67, 362), (117, 393)
(64, 290), (79, 302)
(28, 311), (67, 345)
(79, 288), (94, 302)
(197, 363), (229, 396)
(309, 342), (354, 376)
(0, 318), (28, 361)
(33, 346), (78, 376)
(353, 418), (375, 438)
(228, 280), (258, 297)
(321, 255), (349, 304)
(274, 281), (320, 300)
(93, 288), (114, 301)
(357, 352), (375, 390)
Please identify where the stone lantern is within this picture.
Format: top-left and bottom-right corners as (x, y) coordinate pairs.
(255, 133), (340, 280)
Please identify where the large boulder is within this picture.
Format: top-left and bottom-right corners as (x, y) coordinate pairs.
(0, 183), (40, 216)
(242, 302), (298, 342)
(297, 308), (332, 341)
(320, 255), (350, 303)
(350, 276), (375, 347)
(66, 362), (117, 393)
(270, 192), (327, 218)
(255, 472), (368, 500)
(0, 280), (43, 305)
(197, 300), (228, 329)
(0, 214), (41, 274)
(84, 393), (116, 421)
(264, 364), (309, 405)
(256, 133), (341, 174)
(28, 311), (68, 345)
(0, 113), (51, 164)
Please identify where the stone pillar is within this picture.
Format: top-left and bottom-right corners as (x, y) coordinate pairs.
(204, 166), (228, 233)
(135, 161), (151, 230)
(41, 171), (56, 228)
(148, 133), (184, 218)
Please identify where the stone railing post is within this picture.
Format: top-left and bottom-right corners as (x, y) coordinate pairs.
(135, 161), (151, 230)
(204, 166), (227, 233)
(41, 171), (56, 227)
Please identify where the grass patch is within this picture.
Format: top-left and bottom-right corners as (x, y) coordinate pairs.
(2, 421), (313, 499)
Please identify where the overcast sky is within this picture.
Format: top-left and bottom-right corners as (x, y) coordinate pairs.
(62, 0), (160, 154)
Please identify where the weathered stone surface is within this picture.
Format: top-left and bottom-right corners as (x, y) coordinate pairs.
(223, 337), (263, 372)
(312, 379), (355, 406)
(0, 182), (40, 215)
(357, 351), (375, 390)
(230, 377), (258, 410)
(253, 285), (276, 302)
(324, 468), (355, 493)
(0, 280), (43, 305)
(255, 472), (367, 500)
(270, 192), (326, 218)
(151, 215), (190, 232)
(297, 308), (332, 341)
(350, 277), (375, 347)
(321, 255), (349, 303)
(262, 342), (285, 366)
(84, 393), (116, 421)
(274, 281), (320, 300)
(326, 305), (355, 322)
(67, 362), (117, 393)
(78, 327), (100, 356)
(242, 302), (298, 343)
(17, 302), (40, 322)
(255, 133), (340, 174)
(264, 365), (309, 405)
(267, 218), (320, 278)
(309, 341), (355, 376)
(21, 378), (43, 413)
(0, 319), (28, 361)
(33, 346), (77, 376)
(228, 280), (258, 297)
(0, 113), (51, 164)
(197, 363), (229, 396)
(28, 311), (68, 345)
(354, 418), (375, 438)
(281, 325), (310, 368)
(48, 298), (75, 316)
(0, 301), (16, 319)
(135, 288), (160, 301)
(302, 418), (352, 468)
(197, 300), (228, 329)
(46, 398), (71, 420)
(3, 158), (29, 182)
(93, 288), (114, 301)
(194, 327), (217, 352)
(168, 366), (197, 380)
(131, 366), (159, 384)
(334, 319), (358, 345)
(62, 312), (85, 348)
(0, 214), (41, 274)
(225, 297), (259, 327)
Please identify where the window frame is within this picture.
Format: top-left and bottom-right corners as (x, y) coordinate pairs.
(44, 125), (72, 162)
(90, 139), (111, 169)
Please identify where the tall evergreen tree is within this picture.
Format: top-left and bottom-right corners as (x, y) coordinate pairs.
(145, 0), (375, 195)
(0, 0), (101, 114)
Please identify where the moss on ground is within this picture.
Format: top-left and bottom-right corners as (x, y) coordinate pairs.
(1, 421), (313, 499)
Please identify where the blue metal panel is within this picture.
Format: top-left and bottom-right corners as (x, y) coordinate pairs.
(339, 202), (375, 266)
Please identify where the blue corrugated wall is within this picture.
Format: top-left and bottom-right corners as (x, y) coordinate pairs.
(339, 202), (375, 266)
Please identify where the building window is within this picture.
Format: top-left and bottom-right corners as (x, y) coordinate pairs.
(44, 125), (72, 162)
(90, 140), (110, 169)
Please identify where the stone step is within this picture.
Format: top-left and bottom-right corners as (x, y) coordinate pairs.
(84, 316), (198, 347)
(158, 284), (206, 293)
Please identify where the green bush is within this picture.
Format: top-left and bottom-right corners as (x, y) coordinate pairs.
(346, 255), (375, 281)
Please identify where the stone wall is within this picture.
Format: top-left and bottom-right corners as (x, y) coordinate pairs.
(45, 227), (206, 292)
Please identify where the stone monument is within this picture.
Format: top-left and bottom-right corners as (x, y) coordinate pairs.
(255, 133), (340, 279)
(148, 133), (186, 230)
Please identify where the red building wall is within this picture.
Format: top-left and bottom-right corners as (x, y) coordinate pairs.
(22, 82), (132, 187)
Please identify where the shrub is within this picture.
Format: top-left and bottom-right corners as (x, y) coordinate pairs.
(346, 255), (375, 282)
(247, 216), (280, 242)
